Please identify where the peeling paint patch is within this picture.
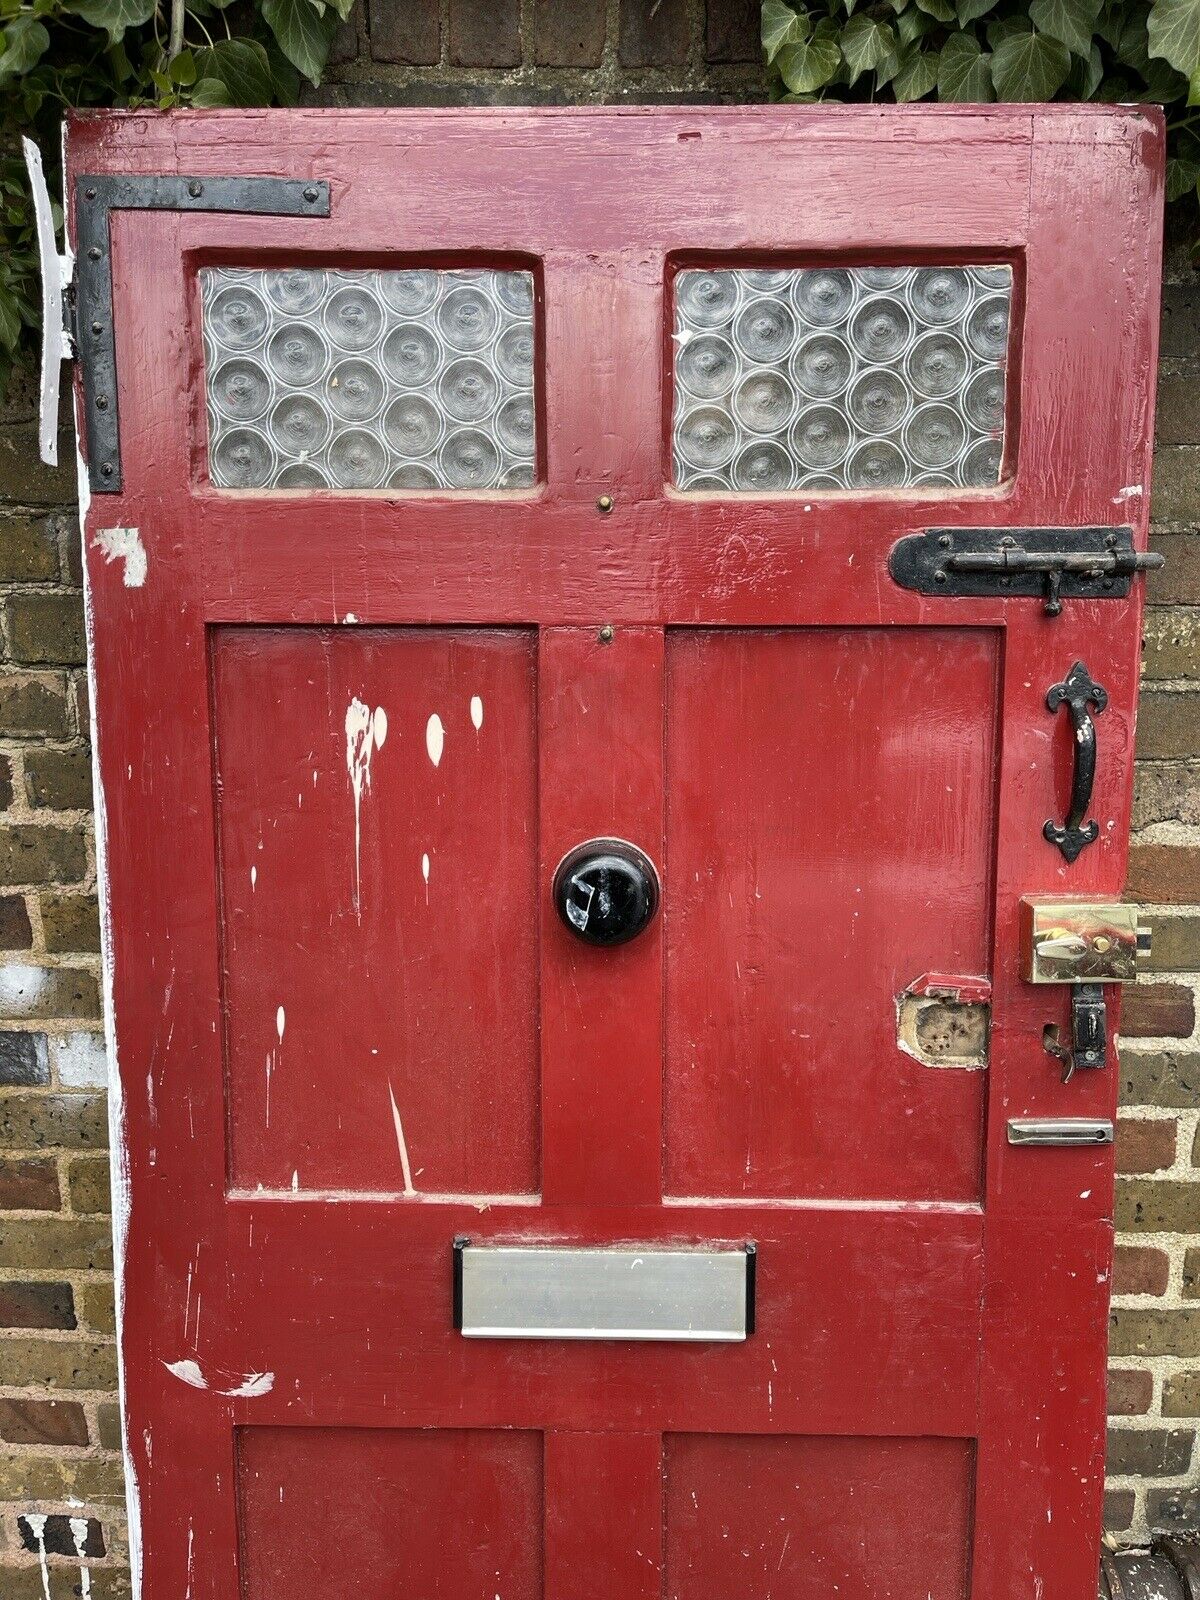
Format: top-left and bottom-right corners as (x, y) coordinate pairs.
(426, 712), (445, 766)
(93, 526), (147, 587)
(388, 1080), (416, 1196)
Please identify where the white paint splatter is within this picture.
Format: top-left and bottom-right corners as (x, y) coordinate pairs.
(421, 851), (430, 902)
(426, 712), (445, 767)
(291, 1170), (299, 1192)
(70, 1516), (93, 1600)
(276, 1006), (285, 1043)
(470, 695), (484, 731)
(164, 1358), (207, 1390)
(93, 526), (147, 587)
(250, 865), (257, 891)
(388, 1081), (416, 1196)
(345, 696), (388, 918)
(23, 1515), (51, 1600)
(224, 1371), (274, 1398)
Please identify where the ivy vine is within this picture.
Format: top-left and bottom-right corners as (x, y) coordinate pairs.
(763, 0), (1200, 210)
(0, 0), (353, 394)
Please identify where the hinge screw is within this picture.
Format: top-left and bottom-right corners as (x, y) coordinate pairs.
(303, 186), (319, 203)
(87, 246), (101, 261)
(100, 463), (113, 478)
(95, 395), (109, 411)
(598, 624), (615, 644)
(187, 180), (203, 198)
(83, 187), (96, 201)
(938, 534), (952, 549)
(597, 494), (614, 514)
(91, 322), (102, 336)
(934, 569), (947, 584)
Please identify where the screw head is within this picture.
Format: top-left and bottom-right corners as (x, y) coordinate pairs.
(934, 569), (947, 584)
(95, 395), (108, 412)
(187, 180), (203, 198)
(100, 463), (114, 478)
(938, 534), (952, 549)
(596, 494), (614, 514)
(598, 624), (615, 644)
(303, 186), (319, 204)
(84, 187), (96, 201)
(87, 246), (101, 261)
(91, 322), (103, 336)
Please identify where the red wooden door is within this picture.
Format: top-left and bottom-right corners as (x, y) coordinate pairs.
(68, 106), (1163, 1600)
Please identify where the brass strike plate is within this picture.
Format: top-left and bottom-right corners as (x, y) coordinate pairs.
(1020, 900), (1150, 985)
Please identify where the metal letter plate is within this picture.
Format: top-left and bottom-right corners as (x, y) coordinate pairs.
(453, 1242), (755, 1341)
(1007, 1118), (1114, 1147)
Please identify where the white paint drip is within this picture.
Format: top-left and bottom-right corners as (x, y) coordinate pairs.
(70, 1516), (93, 1600)
(426, 712), (445, 766)
(93, 525), (147, 587)
(250, 865), (257, 891)
(23, 1514), (51, 1600)
(276, 1006), (285, 1043)
(422, 851), (430, 903)
(345, 697), (388, 918)
(388, 1081), (416, 1196)
(470, 695), (484, 731)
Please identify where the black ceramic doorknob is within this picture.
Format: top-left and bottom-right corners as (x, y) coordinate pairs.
(552, 838), (660, 947)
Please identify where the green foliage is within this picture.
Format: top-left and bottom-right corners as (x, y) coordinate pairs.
(764, 0), (1200, 209)
(0, 0), (355, 393)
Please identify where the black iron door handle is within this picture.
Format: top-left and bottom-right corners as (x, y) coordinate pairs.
(1043, 660), (1107, 864)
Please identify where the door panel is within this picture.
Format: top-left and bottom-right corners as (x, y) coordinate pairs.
(67, 106), (1163, 1600)
(665, 627), (997, 1202)
(214, 626), (540, 1196)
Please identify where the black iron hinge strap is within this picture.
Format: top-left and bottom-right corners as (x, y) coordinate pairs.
(74, 174), (331, 494)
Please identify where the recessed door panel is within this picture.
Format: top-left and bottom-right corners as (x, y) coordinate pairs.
(664, 628), (998, 1203)
(213, 626), (540, 1195)
(664, 1433), (974, 1600)
(238, 1427), (543, 1600)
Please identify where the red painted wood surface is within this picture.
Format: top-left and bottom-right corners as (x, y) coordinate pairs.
(66, 106), (1163, 1600)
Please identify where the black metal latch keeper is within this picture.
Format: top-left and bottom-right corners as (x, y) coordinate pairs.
(889, 527), (1164, 615)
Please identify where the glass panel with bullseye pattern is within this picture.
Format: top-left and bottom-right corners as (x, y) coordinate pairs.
(671, 266), (1012, 492)
(200, 267), (536, 491)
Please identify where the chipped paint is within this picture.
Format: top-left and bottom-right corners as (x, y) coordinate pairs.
(388, 1081), (416, 1196)
(471, 695), (484, 730)
(345, 697), (388, 917)
(896, 986), (990, 1069)
(426, 711), (445, 766)
(93, 526), (147, 587)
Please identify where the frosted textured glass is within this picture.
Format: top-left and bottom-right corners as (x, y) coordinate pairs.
(671, 266), (1012, 492)
(201, 267), (536, 491)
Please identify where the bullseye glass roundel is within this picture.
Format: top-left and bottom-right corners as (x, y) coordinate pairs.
(672, 265), (1012, 493)
(201, 268), (537, 492)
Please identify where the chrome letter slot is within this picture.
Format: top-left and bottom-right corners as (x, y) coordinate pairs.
(453, 1242), (755, 1342)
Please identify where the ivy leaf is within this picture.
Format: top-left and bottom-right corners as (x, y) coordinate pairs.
(991, 26), (1072, 96)
(938, 30), (996, 95)
(898, 6), (936, 44)
(192, 38), (273, 105)
(1029, 0), (1103, 55)
(0, 15), (50, 82)
(957, 0), (999, 23)
(987, 14), (1030, 45)
(916, 0), (957, 21)
(777, 30), (842, 89)
(1149, 0), (1200, 74)
(894, 42), (940, 94)
(63, 0), (155, 45)
(0, 281), (20, 352)
(190, 76), (234, 105)
(763, 0), (804, 60)
(262, 0), (339, 84)
(168, 48), (197, 85)
(841, 12), (896, 79)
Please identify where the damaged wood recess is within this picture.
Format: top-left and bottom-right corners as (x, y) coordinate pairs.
(896, 974), (991, 1068)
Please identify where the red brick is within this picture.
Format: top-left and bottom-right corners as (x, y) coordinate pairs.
(368, 0), (440, 65)
(1116, 1179), (1200, 1233)
(534, 0), (606, 65)
(1136, 691), (1200, 759)
(619, 0), (690, 66)
(1108, 1367), (1154, 1414)
(1123, 980), (1196, 1038)
(449, 0), (520, 66)
(1113, 1244), (1171, 1296)
(0, 1281), (76, 1330)
(1128, 844), (1200, 903)
(0, 1397), (88, 1446)
(1117, 1116), (1178, 1173)
(0, 894), (32, 949)
(0, 1157), (59, 1210)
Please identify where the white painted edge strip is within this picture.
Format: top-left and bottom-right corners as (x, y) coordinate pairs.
(21, 135), (72, 467)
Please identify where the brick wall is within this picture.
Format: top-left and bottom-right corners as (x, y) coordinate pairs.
(0, 3), (1195, 1591)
